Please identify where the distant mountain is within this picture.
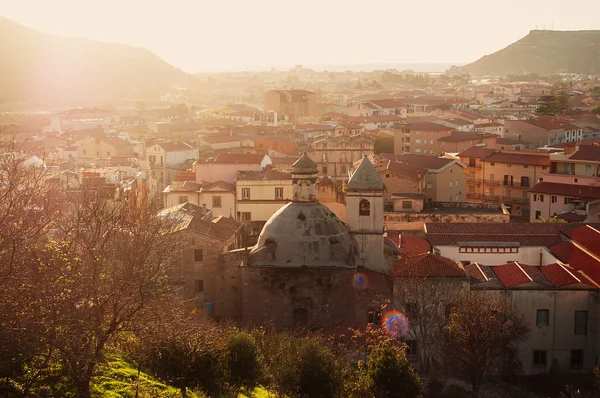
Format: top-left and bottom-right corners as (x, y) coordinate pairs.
(462, 30), (600, 77)
(0, 17), (196, 102)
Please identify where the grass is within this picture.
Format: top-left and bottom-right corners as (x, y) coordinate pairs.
(91, 352), (201, 398)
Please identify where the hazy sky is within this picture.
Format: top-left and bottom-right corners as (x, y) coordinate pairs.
(1, 0), (599, 73)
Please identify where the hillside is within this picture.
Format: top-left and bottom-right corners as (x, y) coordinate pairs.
(0, 17), (196, 102)
(463, 30), (600, 77)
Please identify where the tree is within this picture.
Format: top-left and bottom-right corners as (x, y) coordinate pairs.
(443, 291), (530, 396)
(591, 105), (600, 115)
(227, 331), (263, 394)
(537, 95), (557, 115)
(538, 215), (567, 223)
(553, 88), (571, 115)
(393, 277), (463, 374)
(367, 340), (422, 398)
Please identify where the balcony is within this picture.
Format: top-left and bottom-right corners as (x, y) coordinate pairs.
(484, 179), (501, 186)
(501, 181), (530, 189)
(467, 192), (482, 200)
(466, 163), (482, 169)
(466, 177), (480, 184)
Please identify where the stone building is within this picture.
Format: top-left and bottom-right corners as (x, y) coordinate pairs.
(216, 154), (396, 329)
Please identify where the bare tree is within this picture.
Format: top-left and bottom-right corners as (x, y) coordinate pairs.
(443, 290), (530, 397)
(393, 277), (465, 374)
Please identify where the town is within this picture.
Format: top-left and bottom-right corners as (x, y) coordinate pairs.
(2, 7), (600, 398)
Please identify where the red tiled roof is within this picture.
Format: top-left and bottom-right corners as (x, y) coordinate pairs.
(395, 253), (466, 278)
(368, 99), (406, 109)
(492, 263), (532, 288)
(438, 132), (494, 142)
(385, 160), (427, 181)
(540, 262), (583, 287)
(529, 182), (600, 199)
(203, 135), (244, 144)
(426, 222), (597, 247)
(483, 151), (550, 166)
(213, 153), (265, 164)
(526, 116), (580, 131)
(568, 145), (600, 162)
(458, 147), (496, 158)
(157, 142), (195, 152)
(381, 153), (455, 170)
(403, 122), (453, 131)
(465, 263), (488, 281)
(549, 241), (600, 284)
(563, 225), (600, 258)
(387, 234), (431, 256)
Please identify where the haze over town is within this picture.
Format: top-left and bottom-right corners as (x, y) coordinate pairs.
(2, 0), (600, 72)
(3, 1), (600, 397)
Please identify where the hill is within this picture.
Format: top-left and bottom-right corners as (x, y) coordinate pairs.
(0, 17), (196, 102)
(462, 30), (600, 77)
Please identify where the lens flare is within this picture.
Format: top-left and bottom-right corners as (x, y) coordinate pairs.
(352, 272), (368, 289)
(382, 310), (409, 338)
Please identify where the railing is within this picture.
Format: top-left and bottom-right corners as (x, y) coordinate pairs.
(466, 193), (482, 199)
(466, 177), (480, 183)
(482, 194), (529, 204)
(484, 179), (501, 186)
(467, 163), (482, 169)
(501, 181), (530, 189)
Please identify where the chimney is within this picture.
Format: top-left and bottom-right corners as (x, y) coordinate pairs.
(202, 203), (207, 213)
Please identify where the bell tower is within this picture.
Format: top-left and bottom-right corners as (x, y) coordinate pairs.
(346, 156), (386, 274)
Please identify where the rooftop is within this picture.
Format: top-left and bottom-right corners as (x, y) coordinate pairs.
(382, 153), (456, 170)
(347, 156), (385, 191)
(529, 182), (600, 199)
(483, 151), (550, 166)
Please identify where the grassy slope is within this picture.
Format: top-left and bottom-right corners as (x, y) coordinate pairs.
(92, 352), (271, 398)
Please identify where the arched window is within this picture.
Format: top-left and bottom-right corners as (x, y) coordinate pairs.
(359, 199), (370, 216)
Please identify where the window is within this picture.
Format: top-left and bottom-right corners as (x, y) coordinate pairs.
(194, 249), (203, 262)
(359, 199), (370, 216)
(242, 188), (250, 200)
(490, 162), (495, 166)
(449, 181), (453, 187)
(83, 149), (87, 155)
(178, 196), (188, 204)
(293, 308), (309, 326)
(404, 340), (417, 356)
(415, 148), (421, 153)
(368, 309), (382, 324)
(575, 311), (588, 335)
(507, 163), (512, 167)
(241, 212), (252, 221)
(533, 351), (547, 368)
(524, 164), (529, 169)
(570, 350), (584, 369)
(468, 185), (475, 193)
(323, 166), (328, 175)
(535, 211), (541, 220)
(542, 166), (547, 170)
(212, 195), (222, 208)
(455, 180), (458, 187)
(551, 196), (557, 203)
(521, 176), (530, 188)
(564, 197), (572, 205)
(427, 183), (432, 190)
(275, 187), (283, 199)
(194, 280), (204, 293)
(402, 200), (412, 209)
(107, 151), (111, 157)
(415, 139), (421, 144)
(586, 165), (592, 174)
(536, 309), (549, 327)
(539, 194), (544, 203)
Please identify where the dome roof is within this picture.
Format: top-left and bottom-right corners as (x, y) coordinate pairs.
(248, 202), (356, 267)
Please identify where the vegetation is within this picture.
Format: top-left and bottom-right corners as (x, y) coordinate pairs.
(537, 88), (571, 115)
(367, 340), (423, 398)
(538, 215), (568, 223)
(443, 291), (530, 396)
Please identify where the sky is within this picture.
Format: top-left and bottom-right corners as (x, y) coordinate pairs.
(1, 0), (600, 73)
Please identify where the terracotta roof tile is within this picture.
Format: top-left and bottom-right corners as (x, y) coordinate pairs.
(403, 122), (453, 131)
(549, 242), (600, 285)
(568, 145), (600, 162)
(483, 151), (550, 166)
(563, 225), (600, 258)
(387, 235), (431, 256)
(492, 263), (532, 288)
(465, 263), (488, 281)
(395, 253), (466, 278)
(540, 262), (582, 287)
(457, 147), (496, 158)
(529, 182), (600, 199)
(237, 170), (292, 181)
(385, 160), (427, 181)
(213, 153), (266, 164)
(382, 153), (455, 170)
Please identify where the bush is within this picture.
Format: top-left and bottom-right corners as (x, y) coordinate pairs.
(297, 340), (343, 398)
(227, 331), (263, 393)
(367, 340), (422, 398)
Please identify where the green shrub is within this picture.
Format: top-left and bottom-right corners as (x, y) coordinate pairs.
(367, 340), (422, 398)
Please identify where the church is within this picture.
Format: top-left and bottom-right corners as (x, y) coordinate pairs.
(210, 153), (398, 329)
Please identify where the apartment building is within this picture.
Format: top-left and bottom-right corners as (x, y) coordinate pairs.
(394, 122), (453, 155)
(264, 89), (317, 122)
(481, 151), (550, 217)
(529, 145), (600, 222)
(504, 116), (583, 146)
(437, 132), (497, 154)
(235, 170), (293, 223)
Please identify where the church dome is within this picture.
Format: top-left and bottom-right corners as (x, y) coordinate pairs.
(248, 202), (356, 267)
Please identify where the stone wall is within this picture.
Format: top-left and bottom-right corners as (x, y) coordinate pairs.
(241, 266), (358, 330)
